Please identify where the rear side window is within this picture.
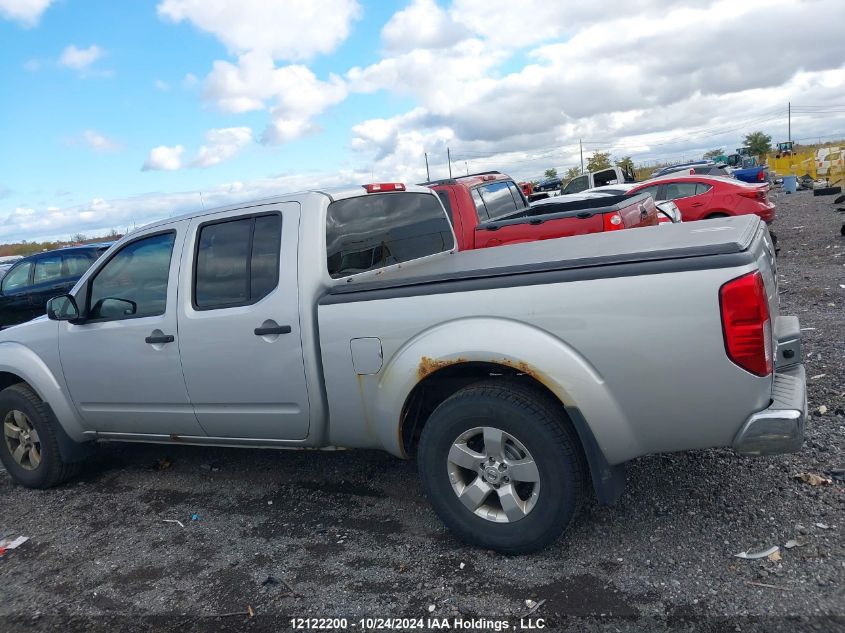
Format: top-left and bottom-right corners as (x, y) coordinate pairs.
(435, 191), (455, 223)
(695, 183), (713, 195)
(664, 183), (699, 200)
(471, 189), (489, 221)
(563, 175), (589, 194)
(63, 253), (94, 277)
(476, 181), (518, 220)
(194, 213), (282, 309)
(326, 192), (454, 279)
(506, 181), (528, 209)
(34, 255), (63, 284)
(633, 185), (660, 199)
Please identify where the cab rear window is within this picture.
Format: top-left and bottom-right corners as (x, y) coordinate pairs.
(326, 192), (454, 279)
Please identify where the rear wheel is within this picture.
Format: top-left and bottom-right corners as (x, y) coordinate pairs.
(706, 212), (730, 219)
(418, 381), (585, 554)
(0, 384), (79, 488)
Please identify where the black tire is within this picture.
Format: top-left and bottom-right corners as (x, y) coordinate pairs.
(706, 212), (730, 219)
(0, 383), (79, 488)
(418, 381), (585, 554)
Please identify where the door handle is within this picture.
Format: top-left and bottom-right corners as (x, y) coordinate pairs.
(145, 334), (175, 344)
(254, 325), (292, 336)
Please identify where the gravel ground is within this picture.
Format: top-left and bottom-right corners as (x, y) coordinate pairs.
(1, 190), (843, 633)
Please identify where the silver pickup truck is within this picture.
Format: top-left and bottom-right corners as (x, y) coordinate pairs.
(0, 184), (806, 553)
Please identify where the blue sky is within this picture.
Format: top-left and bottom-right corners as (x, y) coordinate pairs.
(1, 0), (844, 242)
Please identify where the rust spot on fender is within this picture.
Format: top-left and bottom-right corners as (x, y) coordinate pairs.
(417, 356), (467, 380)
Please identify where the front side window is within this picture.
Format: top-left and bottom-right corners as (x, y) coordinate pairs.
(1, 262), (32, 293)
(194, 214), (282, 310)
(89, 232), (176, 320)
(476, 182), (518, 220)
(326, 193), (454, 279)
(664, 183), (699, 200)
(34, 255), (63, 284)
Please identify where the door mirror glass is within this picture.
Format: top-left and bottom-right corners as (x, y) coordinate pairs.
(91, 297), (137, 320)
(46, 295), (79, 321)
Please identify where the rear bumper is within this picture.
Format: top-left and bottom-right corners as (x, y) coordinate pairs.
(733, 364), (806, 456)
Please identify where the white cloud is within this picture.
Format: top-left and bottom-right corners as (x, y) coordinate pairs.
(381, 0), (469, 53)
(203, 52), (347, 144)
(59, 44), (104, 70)
(0, 0), (53, 27)
(191, 127), (253, 167)
(343, 0), (845, 182)
(0, 168), (378, 243)
(154, 79), (170, 91)
(157, 0), (362, 61)
(80, 130), (122, 153)
(23, 58), (41, 71)
(183, 73), (198, 87)
(142, 145), (185, 171)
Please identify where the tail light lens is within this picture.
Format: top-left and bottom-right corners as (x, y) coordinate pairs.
(757, 170), (765, 181)
(603, 211), (624, 231)
(719, 271), (772, 376)
(738, 189), (767, 201)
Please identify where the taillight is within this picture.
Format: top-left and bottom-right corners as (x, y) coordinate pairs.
(363, 183), (406, 193)
(757, 170), (765, 181)
(719, 271), (772, 376)
(738, 189), (767, 201)
(603, 212), (624, 231)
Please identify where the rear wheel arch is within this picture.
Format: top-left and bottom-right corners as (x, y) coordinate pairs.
(401, 362), (624, 506)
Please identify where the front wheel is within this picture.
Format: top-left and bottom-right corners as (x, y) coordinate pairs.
(417, 381), (585, 554)
(0, 383), (79, 488)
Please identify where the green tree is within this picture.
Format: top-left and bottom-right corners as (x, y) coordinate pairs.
(743, 131), (772, 157)
(543, 168), (558, 179)
(564, 166), (582, 180)
(586, 151), (611, 172)
(615, 156), (634, 173)
(703, 148), (724, 160)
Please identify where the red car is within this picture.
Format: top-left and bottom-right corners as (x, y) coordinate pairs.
(627, 175), (775, 224)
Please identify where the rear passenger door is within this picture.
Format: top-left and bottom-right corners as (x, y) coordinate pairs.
(664, 182), (712, 221)
(177, 204), (310, 440)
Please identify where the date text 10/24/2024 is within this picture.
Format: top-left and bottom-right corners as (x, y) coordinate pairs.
(289, 617), (546, 630)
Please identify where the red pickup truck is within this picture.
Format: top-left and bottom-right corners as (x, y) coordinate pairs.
(427, 171), (658, 250)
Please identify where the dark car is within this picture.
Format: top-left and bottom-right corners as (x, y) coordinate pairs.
(0, 243), (111, 328)
(534, 177), (562, 192)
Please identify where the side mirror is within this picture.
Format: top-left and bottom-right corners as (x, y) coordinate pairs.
(46, 295), (79, 321)
(92, 297), (137, 320)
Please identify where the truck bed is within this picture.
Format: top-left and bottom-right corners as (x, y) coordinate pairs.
(324, 214), (761, 299)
